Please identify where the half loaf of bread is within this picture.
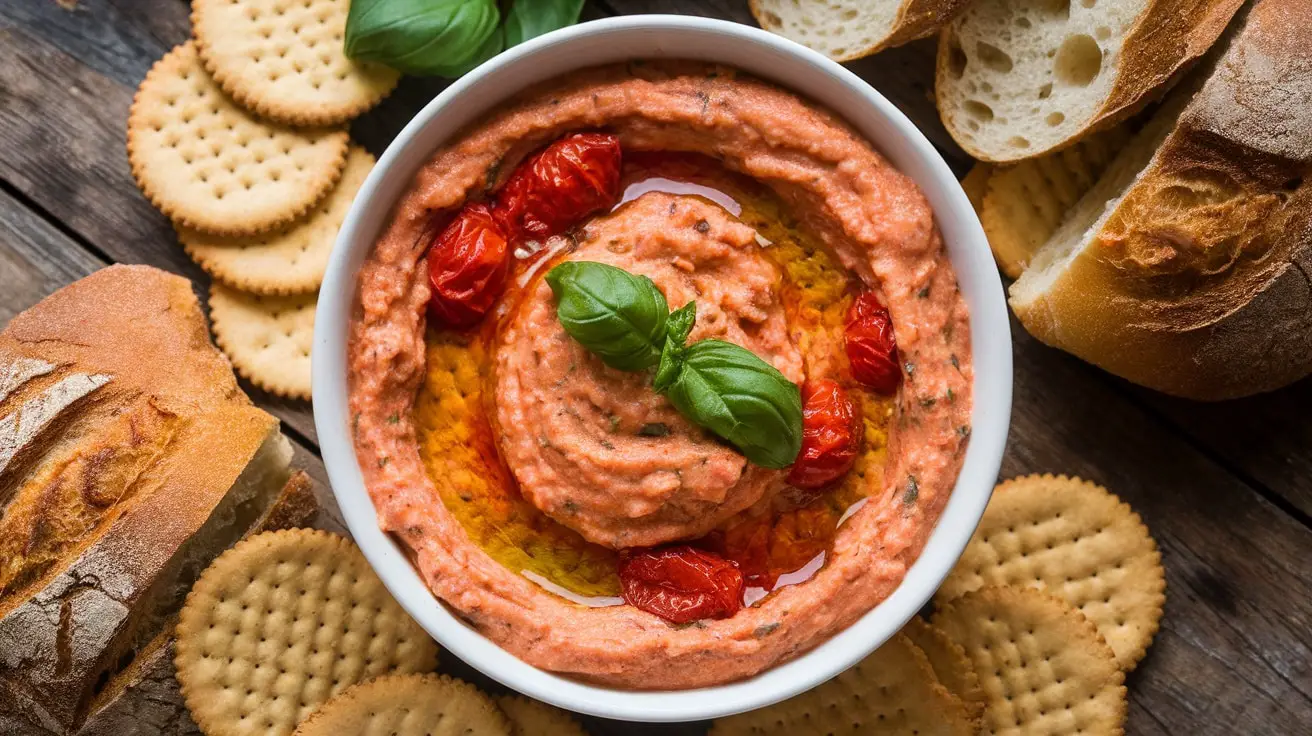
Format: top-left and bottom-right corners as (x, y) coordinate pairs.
(1009, 0), (1312, 400)
(751, 0), (972, 61)
(0, 265), (295, 734)
(937, 0), (1245, 163)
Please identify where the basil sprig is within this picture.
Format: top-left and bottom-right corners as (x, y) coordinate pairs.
(547, 262), (802, 469)
(654, 302), (803, 469)
(345, 0), (585, 77)
(545, 261), (669, 371)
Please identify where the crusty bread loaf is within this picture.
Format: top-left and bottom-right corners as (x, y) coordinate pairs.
(77, 471), (319, 736)
(751, 0), (971, 61)
(1010, 0), (1312, 400)
(936, 0), (1244, 163)
(0, 265), (294, 734)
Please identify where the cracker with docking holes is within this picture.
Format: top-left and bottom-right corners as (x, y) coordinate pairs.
(934, 586), (1127, 736)
(292, 674), (510, 736)
(902, 616), (986, 723)
(127, 41), (348, 236)
(175, 530), (439, 736)
(936, 474), (1165, 670)
(496, 695), (588, 736)
(183, 146), (374, 295)
(976, 126), (1131, 278)
(192, 0), (399, 127)
(208, 284), (315, 399)
(709, 633), (978, 735)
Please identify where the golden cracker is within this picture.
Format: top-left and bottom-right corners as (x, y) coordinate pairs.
(496, 695), (588, 736)
(183, 145), (374, 295)
(961, 163), (992, 213)
(127, 42), (348, 236)
(902, 616), (987, 723)
(934, 586), (1127, 736)
(936, 474), (1165, 670)
(292, 674), (510, 736)
(175, 530), (439, 736)
(208, 283), (315, 400)
(193, 0), (399, 127)
(710, 633), (978, 736)
(979, 126), (1132, 278)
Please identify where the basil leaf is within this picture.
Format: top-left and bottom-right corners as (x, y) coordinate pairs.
(345, 0), (502, 77)
(659, 339), (803, 469)
(504, 0), (585, 47)
(654, 301), (696, 392)
(546, 261), (669, 371)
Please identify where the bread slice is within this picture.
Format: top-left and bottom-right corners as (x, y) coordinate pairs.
(1010, 0), (1312, 400)
(751, 0), (972, 61)
(936, 0), (1244, 163)
(77, 471), (319, 736)
(0, 266), (294, 734)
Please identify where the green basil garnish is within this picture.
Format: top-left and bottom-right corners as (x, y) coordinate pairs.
(653, 304), (802, 469)
(345, 0), (502, 77)
(545, 262), (669, 371)
(505, 0), (585, 47)
(654, 301), (697, 392)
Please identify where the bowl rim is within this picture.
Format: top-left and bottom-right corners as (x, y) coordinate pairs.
(313, 13), (1012, 723)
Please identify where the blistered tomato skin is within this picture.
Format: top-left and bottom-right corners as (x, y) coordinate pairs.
(619, 546), (744, 624)
(492, 132), (622, 243)
(787, 380), (863, 491)
(845, 291), (901, 394)
(427, 204), (510, 329)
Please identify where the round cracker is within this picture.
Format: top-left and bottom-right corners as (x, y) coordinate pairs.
(933, 586), (1127, 736)
(936, 474), (1165, 670)
(292, 674), (510, 736)
(902, 616), (987, 723)
(175, 530), (439, 736)
(193, 0), (399, 127)
(128, 41), (348, 236)
(710, 633), (978, 736)
(183, 145), (374, 295)
(209, 283), (315, 399)
(495, 695), (587, 736)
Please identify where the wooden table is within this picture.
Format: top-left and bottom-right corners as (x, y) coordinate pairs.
(3, 1), (1310, 733)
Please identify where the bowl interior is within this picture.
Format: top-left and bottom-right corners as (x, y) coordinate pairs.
(314, 14), (1011, 723)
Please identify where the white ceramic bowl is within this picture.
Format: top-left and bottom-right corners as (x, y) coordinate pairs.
(314, 14), (1012, 724)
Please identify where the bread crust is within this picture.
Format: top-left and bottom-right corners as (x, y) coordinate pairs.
(750, 0), (971, 61)
(1011, 0), (1312, 400)
(937, 0), (1246, 163)
(0, 266), (288, 732)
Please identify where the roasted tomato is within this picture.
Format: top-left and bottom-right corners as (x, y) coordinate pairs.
(492, 132), (622, 242)
(845, 291), (901, 393)
(427, 203), (510, 329)
(619, 545), (744, 624)
(787, 380), (863, 491)
(710, 504), (836, 590)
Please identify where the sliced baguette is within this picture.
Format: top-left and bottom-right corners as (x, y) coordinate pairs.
(936, 0), (1244, 163)
(77, 471), (319, 736)
(0, 266), (294, 734)
(1010, 0), (1312, 400)
(751, 0), (972, 61)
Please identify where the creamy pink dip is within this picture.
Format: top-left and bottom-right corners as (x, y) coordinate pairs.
(348, 62), (973, 689)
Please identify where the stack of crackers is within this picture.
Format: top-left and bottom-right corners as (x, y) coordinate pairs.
(126, 0), (398, 400)
(712, 474), (1165, 735)
(175, 528), (590, 736)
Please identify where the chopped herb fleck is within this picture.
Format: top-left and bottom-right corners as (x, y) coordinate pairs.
(694, 219), (711, 234)
(903, 475), (919, 505)
(378, 456), (391, 469)
(638, 422), (671, 437)
(696, 90), (710, 114)
(950, 354), (960, 370)
(562, 500), (580, 513)
(919, 397), (936, 408)
(352, 412), (361, 436)
(905, 362), (916, 377)
(599, 439), (615, 450)
(671, 620), (707, 630)
(917, 285), (931, 299)
(608, 415), (622, 432)
(386, 413), (400, 425)
(483, 157), (504, 194)
(946, 388), (955, 403)
(958, 425), (972, 439)
(753, 623), (780, 638)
